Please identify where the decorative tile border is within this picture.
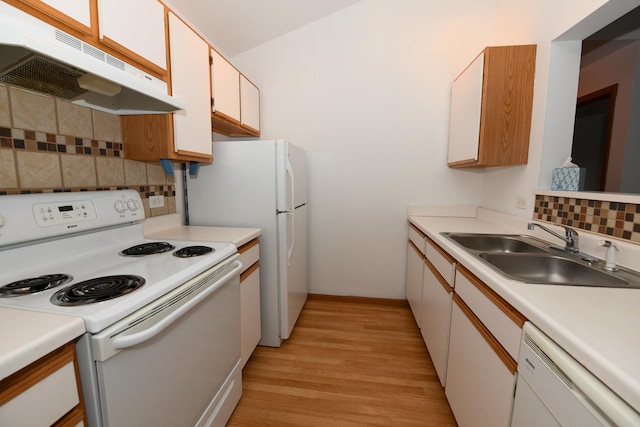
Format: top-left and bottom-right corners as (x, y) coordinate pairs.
(0, 185), (175, 199)
(533, 194), (640, 244)
(0, 127), (123, 157)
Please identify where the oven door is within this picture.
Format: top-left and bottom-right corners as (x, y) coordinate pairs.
(82, 256), (241, 427)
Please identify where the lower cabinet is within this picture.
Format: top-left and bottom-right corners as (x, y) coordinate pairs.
(420, 257), (453, 387)
(406, 240), (424, 325)
(238, 239), (261, 368)
(0, 342), (86, 426)
(445, 296), (516, 427)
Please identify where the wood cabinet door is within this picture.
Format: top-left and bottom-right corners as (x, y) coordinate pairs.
(168, 12), (212, 159)
(97, 0), (167, 73)
(211, 49), (241, 122)
(240, 75), (260, 132)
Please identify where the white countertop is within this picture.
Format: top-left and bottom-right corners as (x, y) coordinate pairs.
(409, 208), (640, 412)
(0, 308), (85, 380)
(142, 214), (261, 248)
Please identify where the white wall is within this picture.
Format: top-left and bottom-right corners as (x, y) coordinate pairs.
(231, 0), (640, 298)
(233, 0), (495, 298)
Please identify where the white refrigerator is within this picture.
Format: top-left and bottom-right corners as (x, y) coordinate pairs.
(187, 140), (308, 347)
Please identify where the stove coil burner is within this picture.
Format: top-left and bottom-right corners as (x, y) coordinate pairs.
(173, 246), (214, 258)
(120, 242), (175, 256)
(0, 274), (73, 297)
(51, 275), (145, 306)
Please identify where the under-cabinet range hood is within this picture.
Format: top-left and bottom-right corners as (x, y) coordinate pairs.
(0, 2), (185, 115)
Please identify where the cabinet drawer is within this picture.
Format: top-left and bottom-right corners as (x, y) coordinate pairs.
(408, 223), (426, 255)
(0, 343), (81, 427)
(426, 238), (455, 287)
(455, 265), (525, 360)
(238, 239), (260, 275)
(445, 298), (516, 427)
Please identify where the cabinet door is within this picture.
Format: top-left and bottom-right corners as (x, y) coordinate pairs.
(211, 49), (241, 122)
(97, 0), (167, 72)
(406, 241), (424, 326)
(240, 75), (260, 132)
(420, 258), (453, 386)
(19, 0), (91, 34)
(168, 13), (212, 159)
(445, 297), (516, 427)
(448, 52), (484, 165)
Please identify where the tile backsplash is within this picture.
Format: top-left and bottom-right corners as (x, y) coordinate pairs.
(0, 84), (176, 217)
(533, 194), (640, 244)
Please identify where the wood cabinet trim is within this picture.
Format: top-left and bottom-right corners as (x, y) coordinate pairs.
(4, 0), (167, 81)
(408, 222), (427, 239)
(240, 261), (260, 282)
(457, 264), (526, 328)
(426, 236), (456, 264)
(424, 257), (453, 294)
(408, 240), (423, 259)
(0, 341), (76, 405)
(238, 238), (259, 253)
(453, 294), (517, 374)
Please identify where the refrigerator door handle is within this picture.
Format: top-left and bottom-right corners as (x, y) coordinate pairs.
(287, 211), (295, 266)
(286, 155), (295, 211)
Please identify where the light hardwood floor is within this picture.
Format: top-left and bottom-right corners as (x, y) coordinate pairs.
(227, 294), (457, 426)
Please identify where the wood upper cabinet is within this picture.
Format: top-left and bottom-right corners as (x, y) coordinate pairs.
(122, 13), (212, 163)
(448, 45), (536, 168)
(211, 50), (260, 137)
(97, 0), (167, 75)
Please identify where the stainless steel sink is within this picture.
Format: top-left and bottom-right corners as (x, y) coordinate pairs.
(443, 233), (548, 254)
(440, 232), (640, 289)
(478, 253), (635, 288)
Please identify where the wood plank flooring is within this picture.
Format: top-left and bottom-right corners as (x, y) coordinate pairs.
(227, 294), (457, 426)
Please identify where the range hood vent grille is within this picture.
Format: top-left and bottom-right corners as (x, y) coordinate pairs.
(0, 54), (87, 99)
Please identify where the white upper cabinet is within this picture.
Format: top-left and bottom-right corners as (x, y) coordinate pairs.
(97, 0), (167, 71)
(21, 0), (91, 33)
(448, 53), (484, 165)
(211, 48), (241, 122)
(240, 75), (260, 133)
(168, 12), (212, 158)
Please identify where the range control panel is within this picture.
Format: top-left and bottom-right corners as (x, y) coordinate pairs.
(0, 190), (144, 248)
(33, 199), (98, 227)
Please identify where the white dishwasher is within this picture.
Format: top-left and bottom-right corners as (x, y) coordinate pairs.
(511, 322), (640, 427)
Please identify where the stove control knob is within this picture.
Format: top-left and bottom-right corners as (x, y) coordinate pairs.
(114, 200), (126, 213)
(0, 215), (5, 228)
(127, 199), (139, 212)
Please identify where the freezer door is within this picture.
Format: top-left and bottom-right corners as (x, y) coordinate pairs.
(276, 140), (307, 211)
(277, 204), (308, 339)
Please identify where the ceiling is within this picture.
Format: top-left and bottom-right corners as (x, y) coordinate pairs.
(164, 0), (363, 57)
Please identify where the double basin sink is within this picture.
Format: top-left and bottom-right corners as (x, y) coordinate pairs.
(440, 233), (640, 289)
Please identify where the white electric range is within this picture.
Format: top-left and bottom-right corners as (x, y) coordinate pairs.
(0, 190), (243, 427)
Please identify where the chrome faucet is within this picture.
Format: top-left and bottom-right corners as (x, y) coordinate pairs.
(527, 222), (580, 254)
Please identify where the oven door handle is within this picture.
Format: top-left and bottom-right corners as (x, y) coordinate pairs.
(112, 262), (242, 350)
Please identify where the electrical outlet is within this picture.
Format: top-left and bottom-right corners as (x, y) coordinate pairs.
(515, 196), (527, 210)
(149, 195), (165, 208)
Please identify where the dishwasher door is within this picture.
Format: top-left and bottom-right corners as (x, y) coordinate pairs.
(511, 322), (640, 427)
